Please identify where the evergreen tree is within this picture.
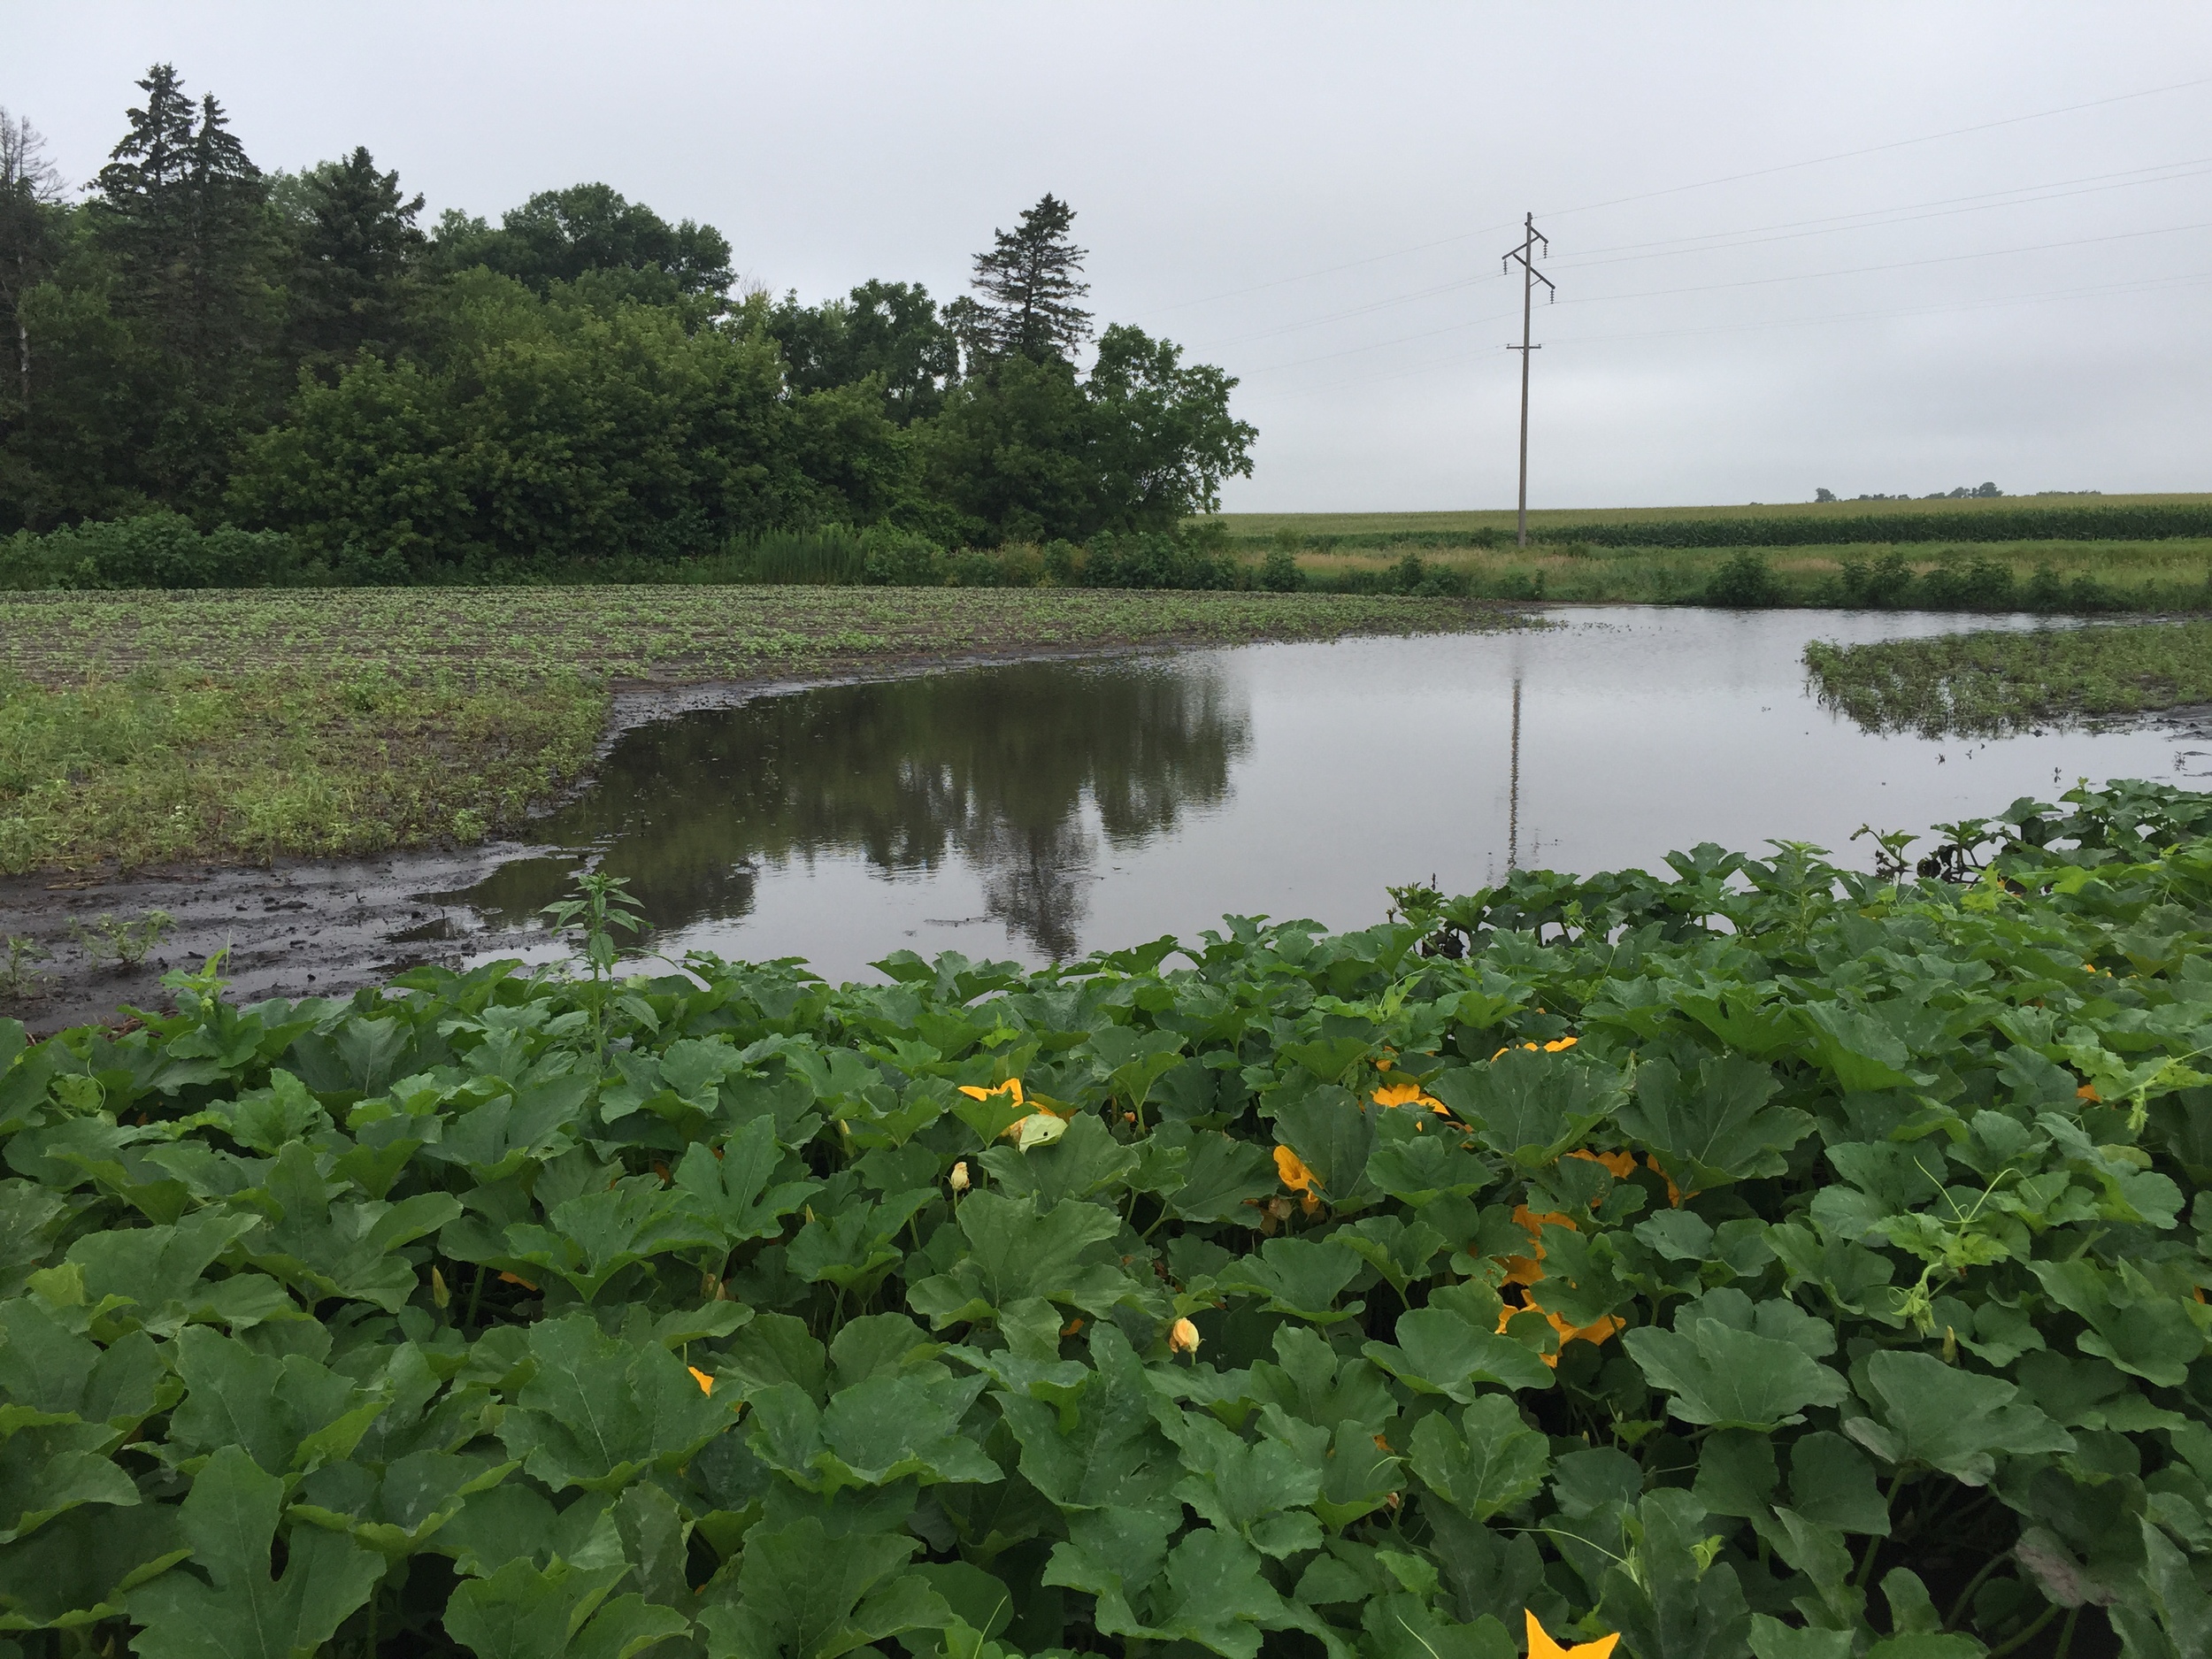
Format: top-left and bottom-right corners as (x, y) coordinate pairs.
(966, 194), (1092, 365)
(93, 66), (267, 362)
(288, 146), (426, 365)
(87, 65), (274, 514)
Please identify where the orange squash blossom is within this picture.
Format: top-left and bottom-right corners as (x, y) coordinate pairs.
(1525, 1609), (1619, 1659)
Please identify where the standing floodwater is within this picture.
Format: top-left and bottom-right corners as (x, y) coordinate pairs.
(442, 607), (2203, 979)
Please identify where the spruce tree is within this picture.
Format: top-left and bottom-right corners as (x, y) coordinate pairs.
(93, 66), (267, 363)
(289, 146), (426, 365)
(966, 194), (1092, 365)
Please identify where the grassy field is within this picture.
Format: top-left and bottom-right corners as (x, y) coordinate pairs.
(1803, 618), (2212, 737)
(1212, 491), (2212, 541)
(1288, 537), (2212, 609)
(0, 585), (1503, 874)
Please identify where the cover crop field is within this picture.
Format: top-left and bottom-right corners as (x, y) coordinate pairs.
(3, 780), (2210, 1656)
(0, 587), (1499, 874)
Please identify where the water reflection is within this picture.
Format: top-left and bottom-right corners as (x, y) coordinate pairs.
(435, 610), (2208, 984)
(453, 660), (1248, 957)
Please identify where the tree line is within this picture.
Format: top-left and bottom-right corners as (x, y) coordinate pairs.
(0, 67), (1256, 577)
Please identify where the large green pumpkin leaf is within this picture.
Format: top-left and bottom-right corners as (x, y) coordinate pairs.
(1363, 1306), (1555, 1399)
(496, 1314), (729, 1492)
(1600, 1489), (1753, 1659)
(1408, 1395), (1551, 1521)
(1162, 1133), (1279, 1224)
(1623, 1317), (1848, 1432)
(1426, 1046), (1620, 1169)
(1617, 1054), (1811, 1189)
(1218, 1237), (1364, 1325)
(995, 1324), (1184, 1523)
(1844, 1349), (2074, 1486)
(2028, 1257), (2207, 1387)
(443, 1555), (680, 1659)
(905, 1190), (1133, 1337)
(124, 1447), (382, 1659)
(0, 1502), (187, 1631)
(1168, 1415), (1323, 1557)
(165, 1326), (385, 1479)
(671, 1116), (820, 1248)
(1269, 1086), (1379, 1210)
(697, 1517), (949, 1659)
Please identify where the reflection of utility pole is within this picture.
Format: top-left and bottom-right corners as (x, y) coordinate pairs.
(1507, 675), (1522, 872)
(1501, 212), (1554, 549)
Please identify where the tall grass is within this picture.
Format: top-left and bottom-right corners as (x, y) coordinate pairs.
(721, 525), (870, 586)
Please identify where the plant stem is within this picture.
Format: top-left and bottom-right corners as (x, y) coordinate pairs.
(1942, 1550), (2006, 1630)
(1985, 1602), (2061, 1659)
(1855, 1471), (1907, 1588)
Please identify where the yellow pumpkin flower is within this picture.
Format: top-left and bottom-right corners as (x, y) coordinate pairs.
(1526, 1609), (1620, 1659)
(1168, 1317), (1202, 1356)
(958, 1078), (1025, 1107)
(1273, 1145), (1324, 1214)
(2077, 1082), (2101, 1102)
(687, 1365), (715, 1395)
(1371, 1079), (1450, 1116)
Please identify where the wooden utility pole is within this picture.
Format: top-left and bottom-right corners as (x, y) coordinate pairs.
(1501, 212), (1554, 549)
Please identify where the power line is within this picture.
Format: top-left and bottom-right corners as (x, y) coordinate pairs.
(1237, 215), (2212, 379)
(1540, 73), (2212, 222)
(1132, 72), (2212, 322)
(1271, 267), (2212, 397)
(1183, 156), (2212, 357)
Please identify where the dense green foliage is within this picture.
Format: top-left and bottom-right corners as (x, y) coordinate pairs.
(1541, 505), (2212, 550)
(4, 782), (2212, 1655)
(0, 71), (1254, 569)
(1806, 619), (2212, 737)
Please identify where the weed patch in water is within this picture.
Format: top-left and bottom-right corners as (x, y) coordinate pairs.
(1805, 618), (2212, 737)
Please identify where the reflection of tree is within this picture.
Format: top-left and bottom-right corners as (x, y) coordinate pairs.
(454, 660), (1248, 957)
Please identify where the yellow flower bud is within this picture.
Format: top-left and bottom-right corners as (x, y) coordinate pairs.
(430, 1266), (450, 1310)
(949, 1161), (971, 1195)
(1169, 1317), (1202, 1356)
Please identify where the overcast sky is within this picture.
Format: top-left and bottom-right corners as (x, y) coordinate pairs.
(10, 4), (2210, 511)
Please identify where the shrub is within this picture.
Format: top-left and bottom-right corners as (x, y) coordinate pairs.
(2025, 565), (2068, 611)
(1258, 547), (1302, 592)
(1839, 549), (1916, 608)
(861, 527), (950, 588)
(1703, 549), (1779, 607)
(0, 513), (317, 590)
(1920, 555), (2018, 611)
